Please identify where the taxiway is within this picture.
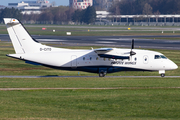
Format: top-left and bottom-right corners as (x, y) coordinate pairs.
(0, 34), (180, 50)
(0, 76), (179, 78)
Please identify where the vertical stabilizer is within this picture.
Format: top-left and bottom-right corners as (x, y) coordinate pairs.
(4, 18), (53, 54)
(4, 18), (25, 54)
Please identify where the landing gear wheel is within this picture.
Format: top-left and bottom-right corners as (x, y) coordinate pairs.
(99, 72), (105, 77)
(161, 73), (165, 77)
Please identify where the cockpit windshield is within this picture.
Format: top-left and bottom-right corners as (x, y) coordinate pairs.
(160, 55), (167, 59)
(155, 55), (167, 59)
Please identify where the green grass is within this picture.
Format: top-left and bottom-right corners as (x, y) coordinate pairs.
(0, 88), (180, 119)
(0, 77), (180, 88)
(1, 78), (180, 120)
(0, 77), (180, 119)
(1, 25), (180, 36)
(22, 27), (180, 36)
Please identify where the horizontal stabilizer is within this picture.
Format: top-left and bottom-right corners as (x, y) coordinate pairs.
(6, 54), (23, 60)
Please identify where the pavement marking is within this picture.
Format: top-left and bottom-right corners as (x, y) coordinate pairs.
(1, 87), (180, 91)
(0, 76), (180, 78)
(96, 41), (116, 44)
(36, 39), (67, 42)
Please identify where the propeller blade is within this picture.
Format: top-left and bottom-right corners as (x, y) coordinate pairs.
(130, 39), (136, 56)
(131, 39), (134, 50)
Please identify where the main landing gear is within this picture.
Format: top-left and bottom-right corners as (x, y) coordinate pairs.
(99, 72), (106, 77)
(99, 68), (107, 77)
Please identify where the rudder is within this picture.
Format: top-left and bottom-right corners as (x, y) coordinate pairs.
(4, 18), (45, 54)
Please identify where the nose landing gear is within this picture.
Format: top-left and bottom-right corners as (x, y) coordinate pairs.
(159, 70), (165, 77)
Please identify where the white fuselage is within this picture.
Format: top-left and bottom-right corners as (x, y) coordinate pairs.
(9, 48), (178, 74)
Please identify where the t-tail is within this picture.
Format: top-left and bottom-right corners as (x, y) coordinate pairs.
(4, 18), (63, 54)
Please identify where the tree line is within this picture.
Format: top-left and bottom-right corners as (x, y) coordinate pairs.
(0, 6), (96, 24)
(110, 0), (180, 15)
(0, 7), (22, 21)
(1, 0), (180, 24)
(72, 6), (96, 24)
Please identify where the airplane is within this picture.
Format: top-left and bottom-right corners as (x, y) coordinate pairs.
(3, 18), (178, 77)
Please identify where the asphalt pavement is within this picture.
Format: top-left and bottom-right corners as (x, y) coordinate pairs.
(1, 34), (180, 50)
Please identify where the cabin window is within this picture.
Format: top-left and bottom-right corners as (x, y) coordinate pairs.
(90, 57), (92, 60)
(83, 57), (85, 60)
(135, 57), (137, 61)
(96, 57), (99, 60)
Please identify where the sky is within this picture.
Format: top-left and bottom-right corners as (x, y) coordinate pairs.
(0, 0), (69, 6)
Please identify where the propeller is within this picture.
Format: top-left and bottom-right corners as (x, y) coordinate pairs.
(130, 39), (136, 59)
(123, 39), (136, 56)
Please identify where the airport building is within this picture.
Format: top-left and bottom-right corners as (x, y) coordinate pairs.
(96, 14), (180, 26)
(93, 0), (121, 11)
(69, 0), (93, 9)
(69, 0), (121, 10)
(8, 0), (52, 14)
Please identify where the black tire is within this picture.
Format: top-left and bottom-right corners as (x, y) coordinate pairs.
(99, 72), (105, 77)
(161, 74), (165, 77)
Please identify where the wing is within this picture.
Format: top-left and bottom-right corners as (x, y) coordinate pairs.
(94, 48), (130, 59)
(94, 48), (113, 53)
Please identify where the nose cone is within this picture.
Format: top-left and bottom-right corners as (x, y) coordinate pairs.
(172, 63), (178, 70)
(169, 60), (178, 70)
(165, 60), (178, 70)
